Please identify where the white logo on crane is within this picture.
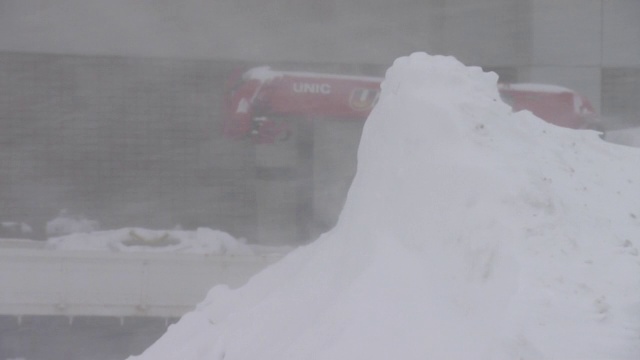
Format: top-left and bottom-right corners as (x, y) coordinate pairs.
(293, 83), (332, 94)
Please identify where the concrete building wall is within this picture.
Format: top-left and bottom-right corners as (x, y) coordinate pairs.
(0, 52), (258, 240)
(441, 0), (532, 67)
(603, 0), (640, 67)
(530, 0), (603, 67)
(0, 0), (445, 66)
(601, 0), (640, 127)
(0, 1), (637, 68)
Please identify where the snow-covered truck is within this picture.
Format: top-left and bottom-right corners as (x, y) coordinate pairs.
(223, 66), (601, 143)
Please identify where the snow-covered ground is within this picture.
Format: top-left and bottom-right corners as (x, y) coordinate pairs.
(122, 53), (640, 360)
(45, 227), (255, 255)
(1, 211), (291, 256)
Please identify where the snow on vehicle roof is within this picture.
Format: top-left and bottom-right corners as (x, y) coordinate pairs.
(243, 66), (383, 83)
(498, 82), (575, 94)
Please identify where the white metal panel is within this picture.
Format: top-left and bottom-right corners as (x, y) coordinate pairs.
(0, 248), (282, 318)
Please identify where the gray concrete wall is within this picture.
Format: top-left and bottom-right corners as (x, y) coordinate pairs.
(0, 52), (257, 240)
(530, 0), (603, 67)
(520, 0), (603, 112)
(603, 0), (640, 67)
(521, 0), (640, 125)
(0, 0), (445, 66)
(441, 0), (532, 67)
(0, 1), (637, 68)
(601, 0), (640, 127)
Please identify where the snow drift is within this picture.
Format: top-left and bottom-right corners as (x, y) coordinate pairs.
(130, 53), (640, 359)
(45, 227), (255, 255)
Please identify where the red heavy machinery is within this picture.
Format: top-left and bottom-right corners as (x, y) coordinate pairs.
(223, 66), (601, 144)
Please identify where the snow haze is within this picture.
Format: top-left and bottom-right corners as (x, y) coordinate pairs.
(127, 53), (640, 359)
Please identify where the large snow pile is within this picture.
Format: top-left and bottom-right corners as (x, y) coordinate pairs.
(131, 53), (640, 359)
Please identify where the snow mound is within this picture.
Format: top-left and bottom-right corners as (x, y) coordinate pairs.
(46, 227), (255, 255)
(45, 210), (100, 237)
(131, 53), (640, 360)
